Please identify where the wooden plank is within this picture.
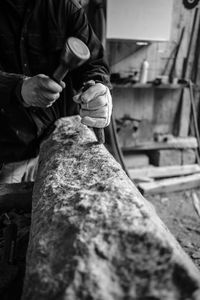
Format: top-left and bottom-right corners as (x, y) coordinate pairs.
(182, 149), (196, 165)
(178, 88), (191, 137)
(122, 136), (197, 151)
(192, 192), (200, 219)
(123, 153), (149, 168)
(149, 149), (181, 166)
(138, 173), (200, 194)
(112, 83), (183, 89)
(129, 164), (200, 179)
(112, 86), (154, 121)
(153, 88), (181, 134)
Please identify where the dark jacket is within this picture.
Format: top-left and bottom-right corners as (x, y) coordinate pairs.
(0, 0), (110, 162)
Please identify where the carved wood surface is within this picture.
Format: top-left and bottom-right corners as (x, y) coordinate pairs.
(22, 116), (200, 300)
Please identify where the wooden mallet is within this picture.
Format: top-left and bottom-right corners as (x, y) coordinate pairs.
(52, 37), (105, 144)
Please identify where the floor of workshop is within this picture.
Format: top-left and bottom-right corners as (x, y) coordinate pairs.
(147, 188), (200, 270)
(1, 189), (200, 270)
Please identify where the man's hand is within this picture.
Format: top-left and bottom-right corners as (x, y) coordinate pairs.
(73, 82), (112, 128)
(21, 74), (65, 108)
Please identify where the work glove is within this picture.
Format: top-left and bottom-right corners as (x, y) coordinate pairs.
(21, 74), (65, 108)
(73, 81), (112, 128)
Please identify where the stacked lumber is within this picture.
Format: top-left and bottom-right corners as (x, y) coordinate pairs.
(128, 164), (200, 194)
(122, 135), (200, 194)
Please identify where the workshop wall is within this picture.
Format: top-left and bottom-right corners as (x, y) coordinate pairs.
(83, 0), (200, 167)
(106, 0), (197, 82)
(105, 0), (200, 146)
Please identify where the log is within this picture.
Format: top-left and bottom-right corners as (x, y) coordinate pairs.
(178, 88), (191, 137)
(22, 116), (200, 300)
(138, 173), (200, 195)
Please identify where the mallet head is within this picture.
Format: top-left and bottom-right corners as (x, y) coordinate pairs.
(62, 37), (91, 69)
(52, 37), (90, 83)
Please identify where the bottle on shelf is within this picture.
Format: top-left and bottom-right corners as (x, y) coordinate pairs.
(139, 59), (149, 84)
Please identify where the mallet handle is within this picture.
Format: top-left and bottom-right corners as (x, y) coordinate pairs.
(52, 64), (69, 84)
(52, 37), (105, 144)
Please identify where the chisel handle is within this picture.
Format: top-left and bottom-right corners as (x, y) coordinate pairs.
(93, 127), (105, 144)
(82, 81), (105, 144)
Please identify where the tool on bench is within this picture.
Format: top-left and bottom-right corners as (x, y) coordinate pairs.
(52, 37), (105, 144)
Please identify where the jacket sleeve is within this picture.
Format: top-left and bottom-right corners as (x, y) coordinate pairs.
(0, 70), (25, 109)
(66, 1), (112, 91)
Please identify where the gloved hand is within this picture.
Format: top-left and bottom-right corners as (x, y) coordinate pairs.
(21, 74), (65, 108)
(73, 81), (112, 128)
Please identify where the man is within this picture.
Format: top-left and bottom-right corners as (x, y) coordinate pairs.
(0, 0), (112, 182)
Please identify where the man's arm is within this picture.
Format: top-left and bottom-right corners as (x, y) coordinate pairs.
(67, 1), (111, 90)
(66, 1), (112, 129)
(21, 75), (65, 108)
(0, 70), (65, 109)
(0, 71), (26, 108)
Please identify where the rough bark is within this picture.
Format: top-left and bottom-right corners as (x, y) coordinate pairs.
(22, 116), (200, 300)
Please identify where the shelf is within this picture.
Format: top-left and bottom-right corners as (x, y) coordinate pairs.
(112, 83), (184, 89)
(121, 137), (198, 152)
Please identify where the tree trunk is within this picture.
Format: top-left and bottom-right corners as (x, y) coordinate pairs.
(22, 116), (200, 300)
